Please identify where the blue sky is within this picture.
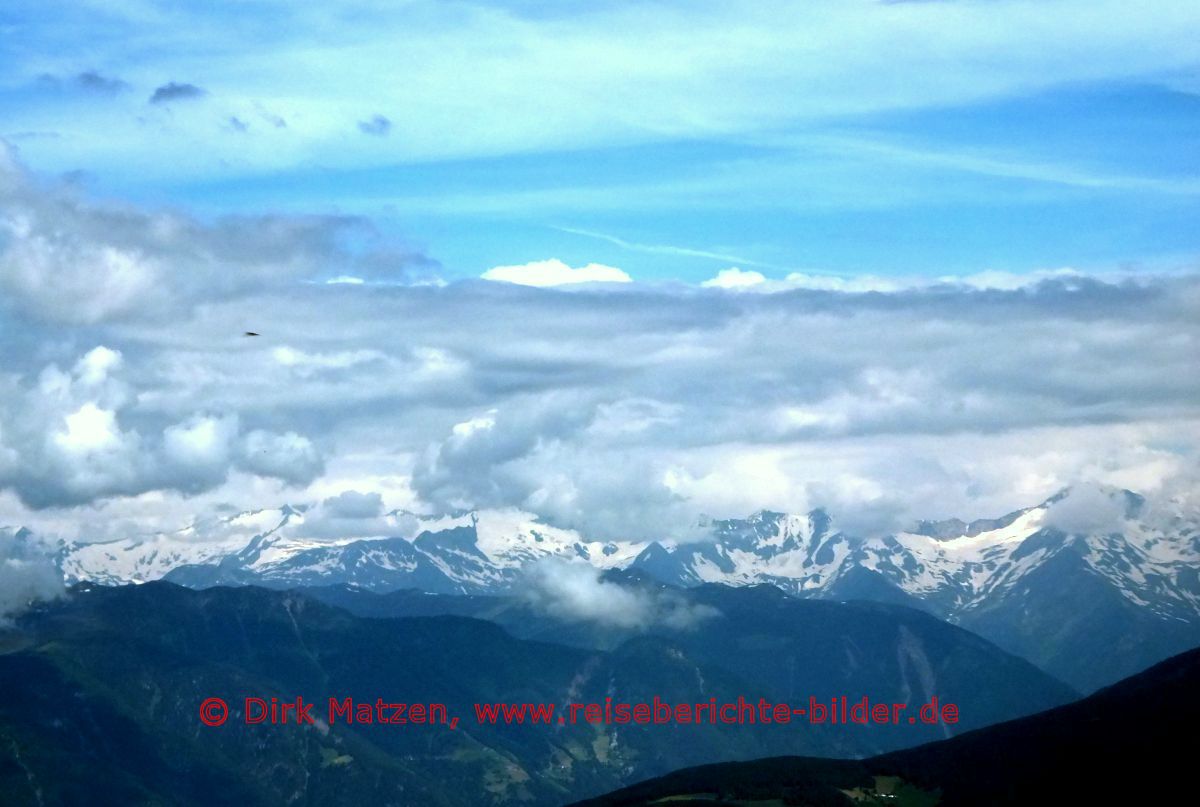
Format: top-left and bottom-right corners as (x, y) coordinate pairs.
(2, 0), (1198, 282)
(2, 2), (1200, 542)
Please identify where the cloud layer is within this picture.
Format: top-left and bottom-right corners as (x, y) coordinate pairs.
(0, 147), (433, 324)
(0, 153), (1197, 542)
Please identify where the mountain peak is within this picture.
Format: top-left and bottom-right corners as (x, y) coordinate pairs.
(47, 490), (1200, 692)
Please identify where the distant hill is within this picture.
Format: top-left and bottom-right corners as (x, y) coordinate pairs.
(305, 577), (1078, 750)
(0, 581), (1073, 805)
(573, 645), (1200, 805)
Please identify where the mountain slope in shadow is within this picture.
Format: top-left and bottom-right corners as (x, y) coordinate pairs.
(0, 581), (1075, 805)
(573, 644), (1200, 805)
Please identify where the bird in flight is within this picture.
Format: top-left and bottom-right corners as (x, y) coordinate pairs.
(243, 331), (260, 337)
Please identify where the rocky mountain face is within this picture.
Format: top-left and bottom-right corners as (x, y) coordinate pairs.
(37, 486), (1200, 691)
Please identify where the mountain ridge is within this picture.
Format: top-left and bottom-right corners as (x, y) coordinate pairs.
(0, 580), (1076, 805)
(571, 644), (1200, 806)
(17, 485), (1200, 690)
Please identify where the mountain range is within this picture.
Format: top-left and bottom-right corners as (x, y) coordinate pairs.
(34, 485), (1200, 691)
(0, 581), (1073, 805)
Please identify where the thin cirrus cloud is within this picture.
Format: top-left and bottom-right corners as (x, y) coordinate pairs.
(3, 1), (1200, 178)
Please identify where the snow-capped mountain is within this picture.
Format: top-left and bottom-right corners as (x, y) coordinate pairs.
(56, 507), (301, 586)
(40, 486), (1200, 690)
(625, 490), (1200, 690)
(637, 490), (1199, 622)
(58, 506), (645, 594)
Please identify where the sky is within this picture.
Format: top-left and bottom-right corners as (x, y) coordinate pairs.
(1, 0), (1199, 542)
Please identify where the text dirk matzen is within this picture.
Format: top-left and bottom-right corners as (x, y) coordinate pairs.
(198, 695), (961, 731)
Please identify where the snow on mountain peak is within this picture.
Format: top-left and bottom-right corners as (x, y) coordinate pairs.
(38, 491), (1200, 629)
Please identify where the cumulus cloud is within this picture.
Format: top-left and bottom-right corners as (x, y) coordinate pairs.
(238, 431), (323, 486)
(322, 490), (385, 519)
(292, 490), (398, 539)
(522, 558), (718, 629)
(0, 346), (324, 509)
(2, 268), (1198, 538)
(481, 259), (632, 287)
(413, 400), (698, 540)
(163, 414), (240, 475)
(701, 267), (766, 289)
(0, 148), (434, 324)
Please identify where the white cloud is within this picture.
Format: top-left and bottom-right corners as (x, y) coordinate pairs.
(701, 267), (766, 289)
(292, 489), (400, 539)
(481, 258), (631, 287)
(321, 490), (384, 519)
(272, 346), (388, 375)
(452, 411), (497, 439)
(0, 346), (324, 508)
(0, 529), (63, 622)
(696, 268), (1116, 295)
(522, 558), (718, 629)
(0, 148), (432, 325)
(957, 268), (1089, 291)
(780, 272), (908, 293)
(1042, 483), (1130, 535)
(708, 268), (1122, 295)
(0, 157), (1197, 543)
(54, 403), (124, 455)
(163, 414), (239, 470)
(239, 430), (323, 486)
(74, 346), (123, 386)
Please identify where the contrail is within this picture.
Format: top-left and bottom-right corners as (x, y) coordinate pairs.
(553, 226), (789, 272)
